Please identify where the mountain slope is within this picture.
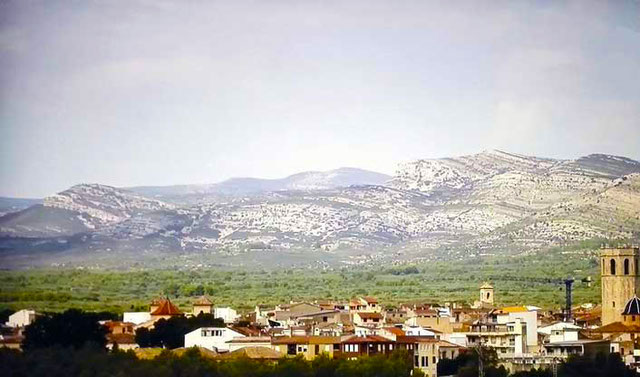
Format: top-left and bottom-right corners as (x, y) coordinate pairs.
(1, 152), (639, 268)
(1, 184), (174, 237)
(128, 167), (391, 199)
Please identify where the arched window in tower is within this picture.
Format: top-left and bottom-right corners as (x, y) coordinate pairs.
(611, 259), (616, 275)
(625, 259), (630, 275)
(487, 292), (490, 300)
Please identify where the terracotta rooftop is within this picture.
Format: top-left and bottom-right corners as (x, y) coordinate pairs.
(414, 309), (438, 316)
(382, 327), (405, 336)
(363, 297), (378, 304)
(395, 336), (439, 344)
(230, 326), (262, 337)
(103, 321), (135, 330)
(193, 296), (213, 306)
(107, 333), (137, 345)
(218, 346), (282, 360)
(356, 312), (383, 320)
(150, 299), (182, 316)
(594, 322), (640, 334)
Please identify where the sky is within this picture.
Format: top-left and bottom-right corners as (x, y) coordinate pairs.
(1, 0), (639, 198)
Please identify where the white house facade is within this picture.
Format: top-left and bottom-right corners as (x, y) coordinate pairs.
(184, 327), (245, 352)
(6, 309), (36, 328)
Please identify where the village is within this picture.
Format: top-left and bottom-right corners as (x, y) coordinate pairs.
(2, 245), (640, 376)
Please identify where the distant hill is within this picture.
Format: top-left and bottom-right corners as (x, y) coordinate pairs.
(1, 152), (639, 268)
(127, 167), (391, 200)
(0, 197), (42, 217)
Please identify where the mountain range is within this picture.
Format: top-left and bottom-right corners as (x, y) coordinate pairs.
(1, 151), (639, 269)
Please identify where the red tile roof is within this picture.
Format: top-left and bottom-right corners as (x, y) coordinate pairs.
(363, 297), (378, 304)
(356, 312), (383, 320)
(103, 321), (135, 330)
(382, 327), (405, 336)
(150, 299), (182, 316)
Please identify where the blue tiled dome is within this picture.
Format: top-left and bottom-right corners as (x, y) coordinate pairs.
(623, 296), (640, 316)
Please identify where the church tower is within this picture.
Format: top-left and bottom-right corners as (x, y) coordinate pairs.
(480, 282), (494, 306)
(601, 246), (640, 326)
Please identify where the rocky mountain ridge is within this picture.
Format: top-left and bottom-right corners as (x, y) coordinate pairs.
(1, 151), (639, 268)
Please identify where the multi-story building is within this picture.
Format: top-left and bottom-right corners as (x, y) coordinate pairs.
(349, 297), (381, 313)
(271, 336), (341, 359)
(466, 319), (528, 355)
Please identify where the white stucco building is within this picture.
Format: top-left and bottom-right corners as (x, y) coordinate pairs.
(184, 327), (246, 352)
(214, 307), (239, 324)
(6, 309), (36, 328)
(123, 312), (151, 325)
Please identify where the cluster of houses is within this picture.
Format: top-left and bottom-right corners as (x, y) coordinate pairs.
(3, 246), (640, 376)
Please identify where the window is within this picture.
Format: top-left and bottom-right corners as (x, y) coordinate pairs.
(433, 356), (436, 364)
(611, 259), (616, 275)
(315, 345), (320, 354)
(287, 344), (296, 355)
(414, 355), (419, 367)
(345, 344), (359, 353)
(613, 301), (616, 308)
(487, 292), (491, 300)
(625, 259), (630, 275)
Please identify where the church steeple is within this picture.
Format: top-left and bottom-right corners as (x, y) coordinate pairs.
(601, 245), (640, 326)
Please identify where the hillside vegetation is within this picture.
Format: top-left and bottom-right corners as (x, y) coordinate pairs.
(0, 240), (607, 314)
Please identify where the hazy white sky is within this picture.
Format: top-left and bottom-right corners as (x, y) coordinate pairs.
(1, 0), (639, 198)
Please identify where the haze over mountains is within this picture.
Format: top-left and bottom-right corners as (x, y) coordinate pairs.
(127, 167), (391, 202)
(1, 151), (639, 268)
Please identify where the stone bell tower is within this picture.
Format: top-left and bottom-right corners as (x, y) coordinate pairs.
(601, 245), (640, 326)
(480, 282), (494, 306)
